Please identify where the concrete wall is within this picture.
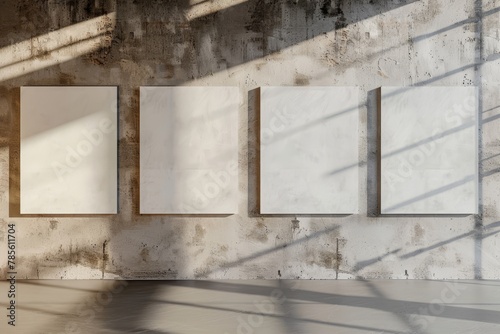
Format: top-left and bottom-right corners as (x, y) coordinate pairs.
(0, 0), (499, 279)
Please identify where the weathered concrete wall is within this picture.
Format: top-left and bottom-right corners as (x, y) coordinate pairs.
(0, 0), (499, 279)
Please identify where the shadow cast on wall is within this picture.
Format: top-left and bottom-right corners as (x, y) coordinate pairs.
(1, 0), (497, 286)
(2, 0), (500, 332)
(112, 0), (419, 80)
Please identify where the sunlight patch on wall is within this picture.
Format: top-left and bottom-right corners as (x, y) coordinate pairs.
(0, 13), (116, 82)
(185, 0), (247, 20)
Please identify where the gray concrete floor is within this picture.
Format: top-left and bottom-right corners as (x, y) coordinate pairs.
(1, 280), (500, 334)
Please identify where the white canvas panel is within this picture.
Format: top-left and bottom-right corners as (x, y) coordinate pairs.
(140, 87), (239, 214)
(20, 86), (118, 214)
(260, 87), (359, 214)
(380, 86), (478, 214)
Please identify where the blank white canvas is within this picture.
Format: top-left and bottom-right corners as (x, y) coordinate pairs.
(260, 87), (359, 214)
(21, 86), (118, 214)
(380, 86), (478, 214)
(140, 87), (239, 214)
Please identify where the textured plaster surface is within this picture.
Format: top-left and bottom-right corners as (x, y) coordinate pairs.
(0, 0), (499, 279)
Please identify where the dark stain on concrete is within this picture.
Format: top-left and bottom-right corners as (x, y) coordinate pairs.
(157, 63), (175, 79)
(311, 223), (341, 246)
(49, 220), (58, 230)
(130, 270), (178, 279)
(0, 1), (19, 30)
(119, 138), (139, 169)
(44, 241), (106, 278)
(307, 249), (338, 269)
(18, 0), (49, 34)
(68, 246), (101, 269)
(103, 240), (109, 262)
(102, 240), (108, 278)
(84, 13), (116, 66)
(294, 73), (310, 85)
(337, 251), (343, 265)
(483, 204), (498, 218)
(193, 224), (206, 245)
(413, 224), (425, 243)
(291, 218), (300, 232)
(410, 0), (441, 24)
(246, 0), (282, 34)
(247, 220), (269, 243)
(59, 72), (76, 85)
(140, 246), (149, 262)
(0, 88), (11, 148)
(194, 254), (225, 279)
(319, 251), (336, 268)
(335, 12), (348, 30)
(321, 0), (343, 17)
